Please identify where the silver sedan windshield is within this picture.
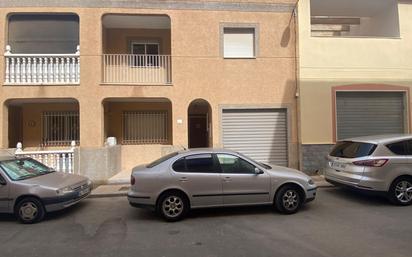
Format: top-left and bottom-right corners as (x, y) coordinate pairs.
(0, 158), (54, 181)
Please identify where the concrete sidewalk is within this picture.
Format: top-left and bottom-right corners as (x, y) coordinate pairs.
(90, 175), (332, 198)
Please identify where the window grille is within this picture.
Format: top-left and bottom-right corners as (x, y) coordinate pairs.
(123, 111), (169, 144)
(42, 111), (79, 146)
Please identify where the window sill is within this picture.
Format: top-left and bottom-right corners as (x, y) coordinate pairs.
(223, 57), (257, 60)
(310, 35), (402, 40)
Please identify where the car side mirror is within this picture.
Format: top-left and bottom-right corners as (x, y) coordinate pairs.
(0, 176), (6, 186)
(254, 167), (264, 175)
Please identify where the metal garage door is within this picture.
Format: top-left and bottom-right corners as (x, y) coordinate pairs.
(222, 108), (288, 166)
(336, 92), (405, 140)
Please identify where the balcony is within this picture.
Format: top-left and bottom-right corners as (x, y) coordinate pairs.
(5, 45), (80, 85)
(5, 13), (80, 85)
(102, 54), (171, 84)
(310, 0), (400, 38)
(102, 14), (172, 85)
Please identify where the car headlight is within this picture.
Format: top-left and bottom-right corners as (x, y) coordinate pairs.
(87, 179), (93, 187)
(56, 186), (74, 196)
(308, 179), (315, 185)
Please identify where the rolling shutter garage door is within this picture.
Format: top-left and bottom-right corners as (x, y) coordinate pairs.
(336, 92), (405, 140)
(222, 108), (288, 166)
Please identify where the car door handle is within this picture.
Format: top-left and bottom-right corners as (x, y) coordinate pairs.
(179, 177), (188, 182)
(223, 176), (232, 182)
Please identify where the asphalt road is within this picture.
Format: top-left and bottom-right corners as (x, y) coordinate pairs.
(1, 188), (412, 257)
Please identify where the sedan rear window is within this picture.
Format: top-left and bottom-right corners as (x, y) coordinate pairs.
(147, 152), (179, 168)
(186, 154), (216, 173)
(172, 154), (220, 173)
(330, 141), (377, 158)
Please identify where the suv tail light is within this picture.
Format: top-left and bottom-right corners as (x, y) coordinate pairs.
(131, 175), (135, 185)
(353, 159), (388, 167)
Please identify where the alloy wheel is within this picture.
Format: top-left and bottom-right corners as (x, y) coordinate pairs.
(395, 180), (412, 203)
(282, 190), (299, 211)
(162, 195), (184, 218)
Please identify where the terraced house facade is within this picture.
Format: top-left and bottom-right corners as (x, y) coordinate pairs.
(0, 0), (299, 181)
(298, 0), (412, 173)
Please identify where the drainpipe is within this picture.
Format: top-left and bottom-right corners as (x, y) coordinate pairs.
(293, 1), (303, 172)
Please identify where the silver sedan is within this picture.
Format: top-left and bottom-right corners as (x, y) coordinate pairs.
(0, 156), (92, 223)
(128, 149), (317, 221)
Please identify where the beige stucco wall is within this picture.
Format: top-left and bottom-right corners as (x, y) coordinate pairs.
(0, 3), (298, 171)
(298, 0), (412, 144)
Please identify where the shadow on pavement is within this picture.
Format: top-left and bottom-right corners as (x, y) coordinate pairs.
(189, 205), (276, 219)
(130, 209), (161, 222)
(130, 201), (317, 222)
(44, 201), (89, 221)
(322, 187), (390, 206)
(0, 213), (16, 223)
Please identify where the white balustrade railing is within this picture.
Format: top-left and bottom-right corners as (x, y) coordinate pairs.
(103, 54), (172, 84)
(15, 141), (77, 174)
(4, 45), (80, 85)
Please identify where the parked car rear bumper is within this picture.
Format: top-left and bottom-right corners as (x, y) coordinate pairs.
(127, 191), (155, 209)
(325, 177), (387, 195)
(325, 166), (388, 192)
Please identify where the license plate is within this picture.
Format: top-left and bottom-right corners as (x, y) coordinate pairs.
(78, 188), (90, 197)
(331, 162), (347, 170)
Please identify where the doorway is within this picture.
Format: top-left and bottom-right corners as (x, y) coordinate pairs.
(188, 99), (212, 148)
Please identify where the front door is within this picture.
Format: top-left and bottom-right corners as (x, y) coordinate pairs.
(189, 115), (208, 148)
(216, 154), (271, 205)
(171, 154), (222, 208)
(0, 174), (10, 212)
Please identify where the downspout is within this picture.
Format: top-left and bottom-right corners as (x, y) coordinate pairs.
(293, 1), (302, 171)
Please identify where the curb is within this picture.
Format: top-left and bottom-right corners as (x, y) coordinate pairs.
(316, 183), (334, 188)
(89, 193), (128, 198)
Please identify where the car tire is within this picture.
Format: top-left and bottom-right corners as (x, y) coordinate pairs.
(388, 177), (412, 206)
(15, 197), (45, 224)
(157, 191), (189, 222)
(274, 185), (303, 214)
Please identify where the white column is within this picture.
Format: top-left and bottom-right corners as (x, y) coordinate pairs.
(16, 58), (21, 83)
(10, 58), (15, 83)
(27, 58), (32, 83)
(22, 58), (27, 83)
(5, 57), (10, 83)
(33, 58), (37, 83)
(65, 57), (70, 82)
(43, 57), (48, 83)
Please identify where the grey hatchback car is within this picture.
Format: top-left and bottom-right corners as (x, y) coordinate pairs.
(0, 156), (92, 223)
(325, 134), (412, 205)
(128, 149), (317, 221)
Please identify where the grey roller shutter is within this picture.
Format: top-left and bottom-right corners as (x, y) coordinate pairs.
(336, 92), (405, 140)
(222, 108), (288, 166)
(8, 14), (79, 54)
